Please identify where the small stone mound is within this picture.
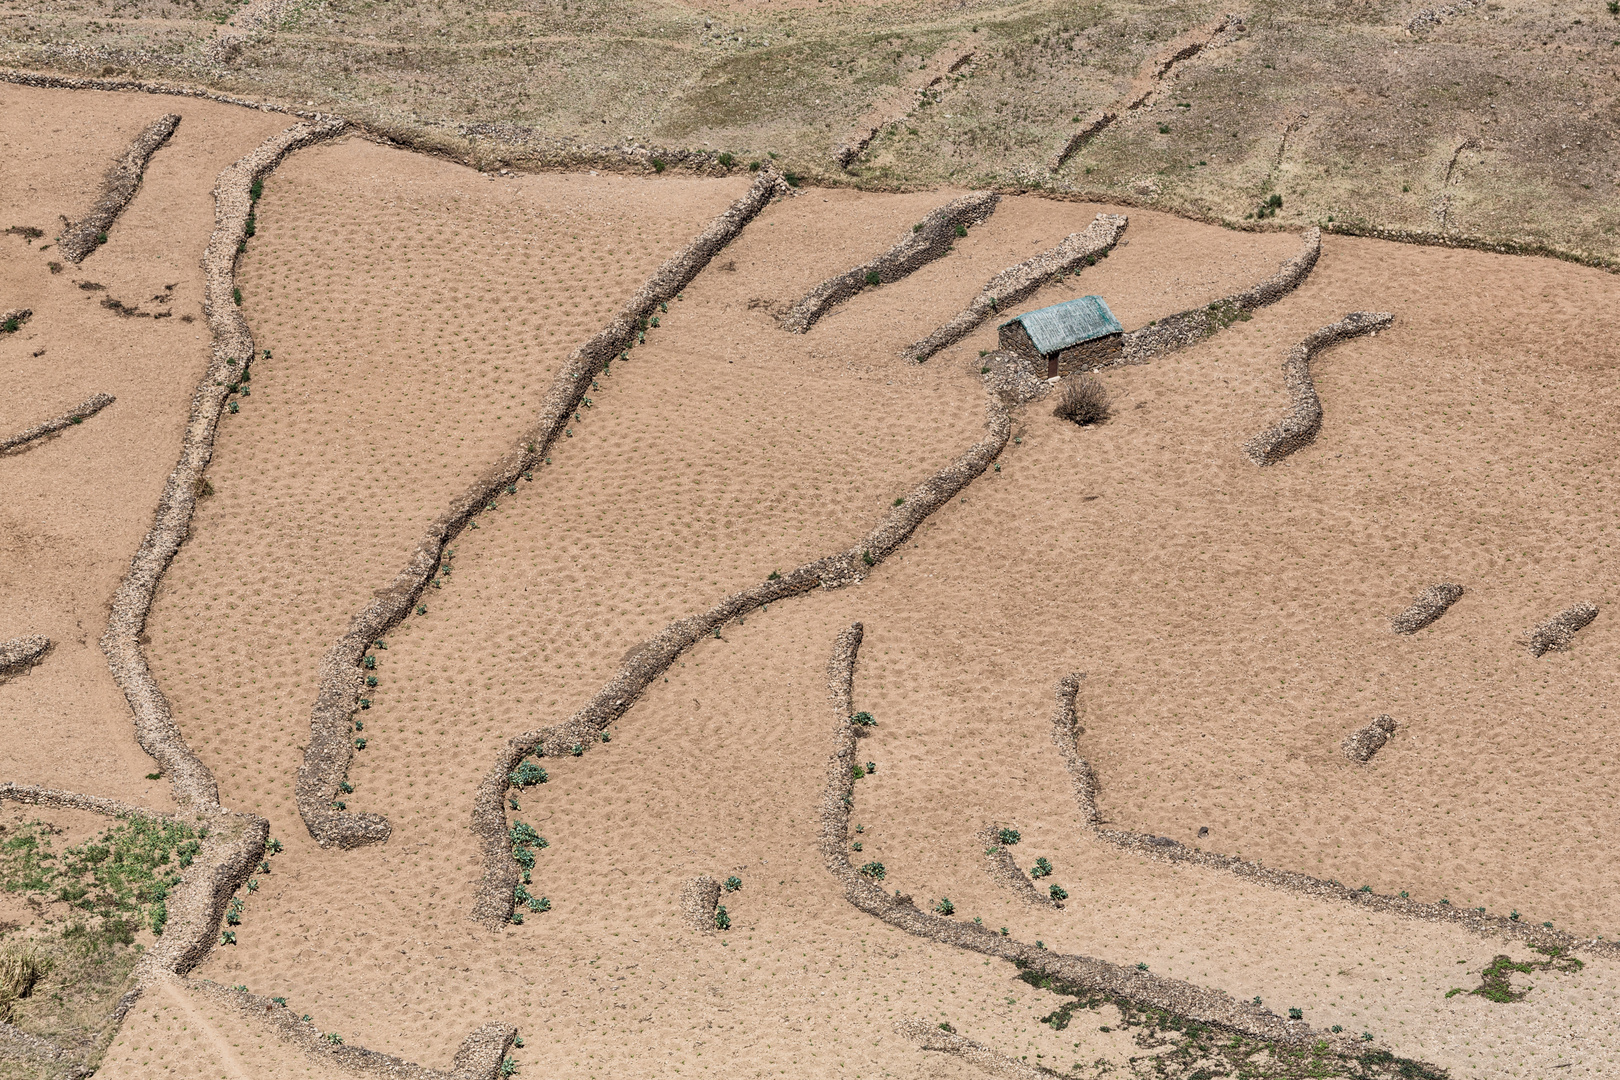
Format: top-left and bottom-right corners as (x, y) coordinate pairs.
(0, 636), (50, 678)
(979, 350), (1048, 406)
(1526, 603), (1598, 658)
(1391, 584), (1464, 634)
(1343, 714), (1397, 763)
(680, 875), (721, 932)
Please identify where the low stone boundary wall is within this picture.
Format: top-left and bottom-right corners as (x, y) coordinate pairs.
(1527, 603), (1598, 657)
(894, 1019), (1045, 1079)
(1047, 112), (1117, 174)
(1, 307), (32, 331)
(1, 393), (116, 454)
(1391, 584), (1463, 634)
(1342, 715), (1397, 763)
(1242, 311), (1394, 466)
(978, 826), (1054, 906)
(820, 626), (1342, 1050)
(60, 114), (181, 263)
(191, 981), (515, 1080)
(1116, 228), (1321, 365)
(781, 191), (1000, 333)
(901, 213), (1127, 363)
(679, 876), (721, 933)
(0, 635), (50, 677)
(468, 394), (1011, 927)
(102, 118), (345, 818)
(1047, 674), (1620, 959)
(303, 169), (792, 852)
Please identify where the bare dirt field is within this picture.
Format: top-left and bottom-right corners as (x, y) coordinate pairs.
(2, 83), (1618, 1080)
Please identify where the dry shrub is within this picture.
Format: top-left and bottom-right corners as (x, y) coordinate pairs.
(1054, 372), (1110, 426)
(0, 949), (51, 1020)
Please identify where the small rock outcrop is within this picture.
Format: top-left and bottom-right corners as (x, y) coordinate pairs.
(1391, 584), (1464, 634)
(1526, 604), (1598, 657)
(1343, 714), (1397, 763)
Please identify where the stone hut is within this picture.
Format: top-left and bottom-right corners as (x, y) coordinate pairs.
(997, 296), (1123, 377)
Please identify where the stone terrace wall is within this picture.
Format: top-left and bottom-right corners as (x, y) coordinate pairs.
(1, 393), (115, 454)
(0, 636), (50, 677)
(780, 191), (1000, 333)
(302, 168), (793, 851)
(1117, 228), (1321, 365)
(1242, 311), (1393, 466)
(1527, 603), (1599, 657)
(820, 626), (1344, 1050)
(102, 118), (345, 816)
(59, 114), (181, 263)
(468, 394), (1012, 926)
(901, 214), (1127, 363)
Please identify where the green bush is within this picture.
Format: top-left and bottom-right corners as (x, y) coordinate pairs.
(858, 862), (886, 880)
(509, 761), (548, 788)
(997, 828), (1021, 846)
(865, 270), (881, 286)
(850, 711), (876, 727)
(934, 897), (955, 915)
(718, 152), (734, 167)
(724, 876), (742, 892)
(954, 224), (968, 237)
(714, 905), (731, 930)
(509, 822), (542, 846)
(651, 158), (666, 173)
(221, 930), (236, 944)
(1030, 857), (1052, 879)
(1048, 884), (1067, 901)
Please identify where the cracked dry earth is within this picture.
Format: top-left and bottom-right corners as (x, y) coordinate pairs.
(3, 84), (1620, 1080)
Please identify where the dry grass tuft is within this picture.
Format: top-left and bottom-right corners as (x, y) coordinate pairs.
(0, 949), (52, 1020)
(1053, 372), (1110, 427)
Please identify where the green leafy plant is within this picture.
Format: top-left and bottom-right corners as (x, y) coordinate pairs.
(651, 158), (666, 173)
(858, 862), (886, 880)
(499, 1057), (519, 1077)
(1048, 885), (1068, 901)
(509, 761), (548, 787)
(221, 930), (236, 944)
(996, 828), (1021, 846)
(865, 270), (881, 286)
(1030, 857), (1052, 879)
(718, 152), (734, 167)
(861, 550), (874, 566)
(724, 876), (742, 892)
(232, 287), (242, 305)
(850, 711), (875, 727)
(954, 224), (968, 237)
(934, 897), (955, 915)
(714, 905), (731, 930)
(1289, 1007), (1303, 1019)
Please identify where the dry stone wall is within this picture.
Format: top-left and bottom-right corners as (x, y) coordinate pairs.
(0, 635), (50, 677)
(1242, 311), (1394, 466)
(103, 118), (345, 817)
(303, 168), (793, 851)
(59, 115), (181, 263)
(192, 981), (514, 1080)
(979, 827), (1055, 906)
(1527, 603), (1598, 657)
(1342, 714), (1397, 763)
(469, 393), (1012, 927)
(1047, 674), (1620, 959)
(679, 876), (722, 933)
(781, 192), (1000, 333)
(1391, 584), (1463, 634)
(1, 393), (115, 454)
(901, 214), (1127, 363)
(894, 1019), (1047, 1079)
(820, 626), (1346, 1050)
(1117, 228), (1321, 365)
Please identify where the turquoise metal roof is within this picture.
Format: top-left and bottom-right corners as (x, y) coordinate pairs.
(1001, 296), (1121, 355)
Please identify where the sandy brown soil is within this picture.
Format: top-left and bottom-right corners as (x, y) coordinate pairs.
(5, 85), (1620, 1080)
(0, 83), (287, 809)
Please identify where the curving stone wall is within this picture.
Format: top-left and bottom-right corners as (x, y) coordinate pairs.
(1391, 584), (1463, 634)
(978, 826), (1055, 907)
(781, 192), (1000, 333)
(468, 394), (1011, 927)
(1, 393), (116, 454)
(1047, 674), (1620, 959)
(0, 635), (50, 677)
(191, 981), (515, 1080)
(102, 118), (345, 816)
(820, 625), (1344, 1050)
(302, 168), (793, 851)
(1527, 603), (1598, 657)
(1242, 311), (1394, 466)
(1117, 228), (1322, 365)
(59, 114), (182, 263)
(680, 876), (722, 933)
(894, 1019), (1046, 1079)
(1342, 714), (1397, 763)
(901, 213), (1128, 364)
